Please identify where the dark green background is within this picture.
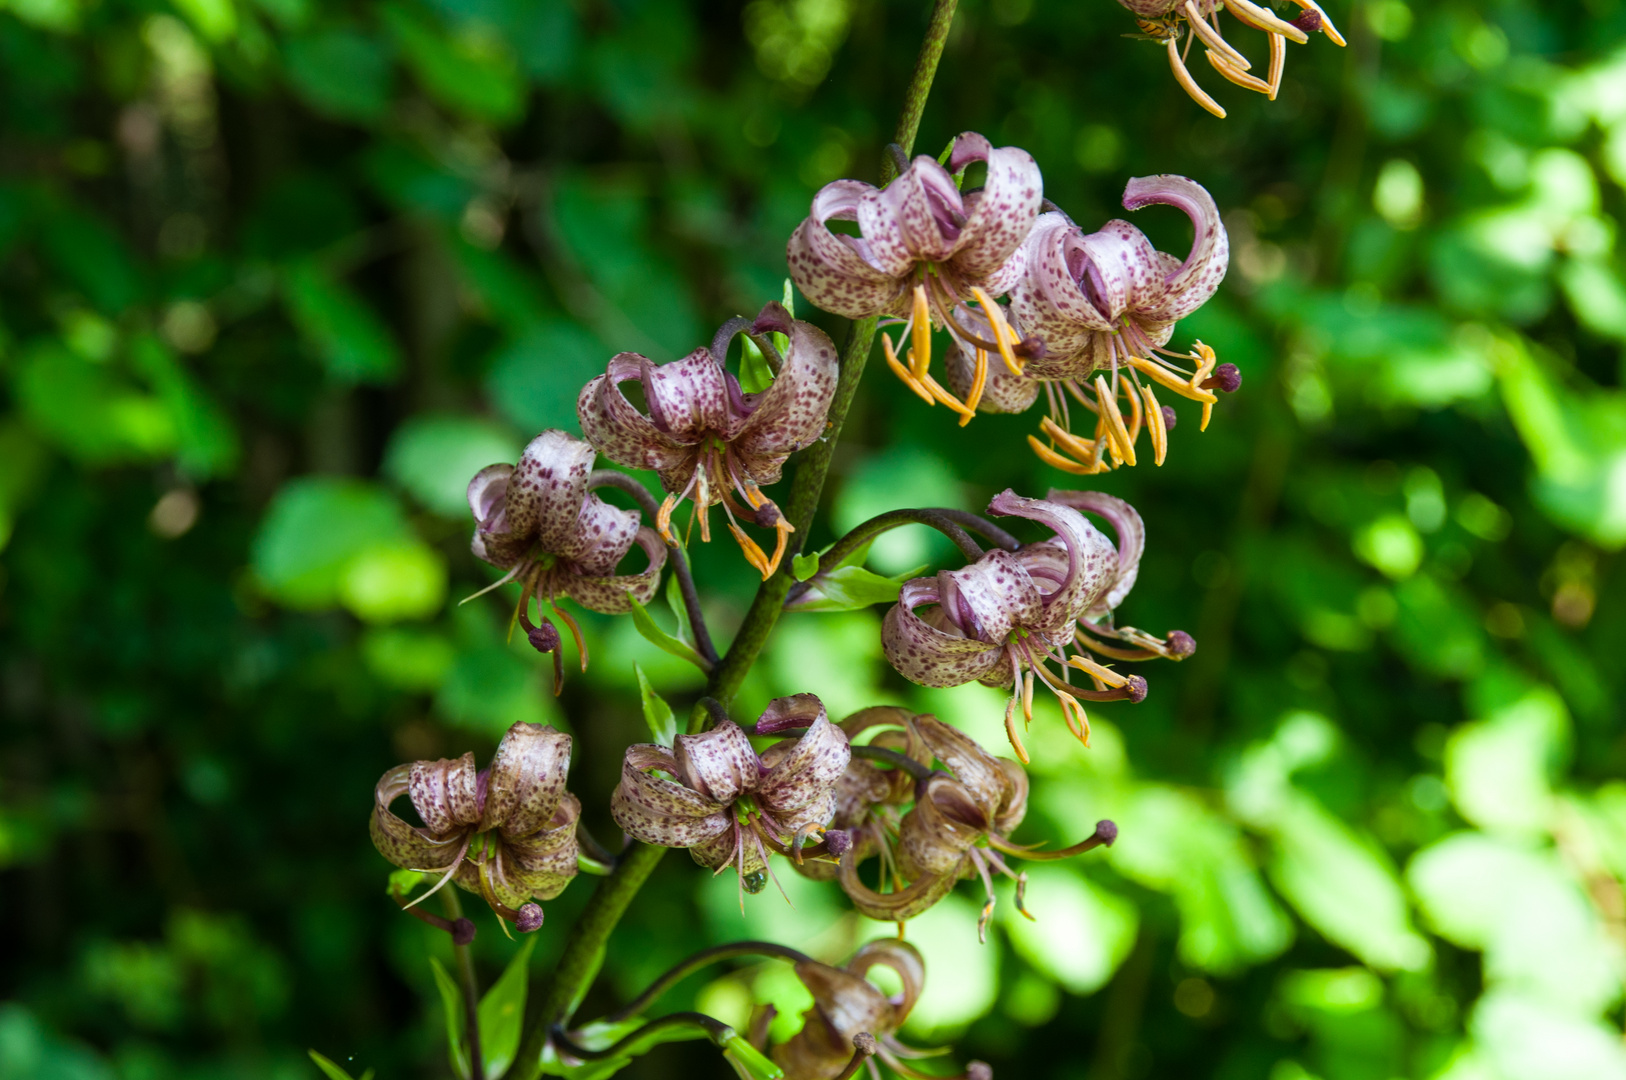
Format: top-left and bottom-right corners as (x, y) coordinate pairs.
(2, 1), (1624, 1078)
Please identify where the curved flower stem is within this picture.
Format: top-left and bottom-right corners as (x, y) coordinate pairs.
(783, 508), (984, 608)
(850, 744), (937, 784)
(928, 508), (1021, 551)
(500, 5), (960, 1075)
(587, 470), (719, 665)
(550, 1012), (732, 1061)
(442, 889), (484, 1080)
(599, 942), (815, 1025)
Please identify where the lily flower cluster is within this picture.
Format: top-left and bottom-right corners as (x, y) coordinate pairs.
(787, 132), (1242, 473)
(1119, 0), (1345, 118)
(881, 488), (1190, 761)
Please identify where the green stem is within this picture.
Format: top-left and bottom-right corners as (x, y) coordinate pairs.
(499, 4), (960, 1074)
(442, 889), (483, 1080)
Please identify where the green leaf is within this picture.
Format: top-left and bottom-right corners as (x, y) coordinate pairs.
(430, 959), (472, 1080)
(483, 321), (607, 434)
(383, 415), (519, 518)
(538, 1016), (699, 1079)
(250, 478), (413, 610)
(284, 30), (394, 123)
(478, 938), (534, 1079)
(738, 335), (775, 394)
(634, 664), (677, 747)
(380, 2), (524, 126)
(791, 552), (820, 582)
(628, 597), (711, 672)
(385, 868), (426, 898)
(308, 1049), (373, 1080)
(663, 570), (694, 648)
(722, 1035), (784, 1080)
(14, 342), (176, 465)
(1001, 866), (1138, 995)
(127, 334), (240, 479)
(786, 564), (919, 613)
(1444, 687), (1569, 838)
(283, 262), (403, 384)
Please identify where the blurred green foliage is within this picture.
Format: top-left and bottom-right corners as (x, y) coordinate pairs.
(0, 1), (1623, 1079)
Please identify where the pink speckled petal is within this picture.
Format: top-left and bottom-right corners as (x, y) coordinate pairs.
(862, 155), (965, 270)
(759, 706), (850, 814)
(674, 720), (762, 805)
(480, 723), (572, 836)
(1047, 489), (1145, 618)
(941, 549), (1045, 643)
(731, 306), (839, 472)
(988, 490), (1118, 634)
(1009, 213), (1115, 364)
(1122, 174), (1229, 323)
(881, 577), (1008, 689)
(896, 774), (987, 878)
(578, 353), (694, 474)
(557, 526), (666, 614)
(948, 133), (1044, 285)
(503, 430), (598, 555)
(909, 715), (1011, 819)
(494, 793), (581, 902)
(555, 492), (641, 577)
(787, 180), (905, 320)
(1075, 220), (1165, 325)
(610, 744), (734, 849)
(409, 752), (482, 834)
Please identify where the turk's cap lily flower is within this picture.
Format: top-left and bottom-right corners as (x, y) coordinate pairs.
(1046, 488), (1197, 662)
(1120, 0), (1345, 120)
(610, 695), (850, 891)
(787, 132), (1042, 322)
(370, 723), (579, 930)
(577, 303), (838, 579)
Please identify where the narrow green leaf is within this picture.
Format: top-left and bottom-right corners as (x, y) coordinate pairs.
(478, 937), (535, 1079)
(308, 1050), (364, 1080)
(830, 538), (874, 571)
(791, 552), (820, 582)
(663, 570), (695, 648)
(635, 664), (677, 747)
(628, 596), (712, 672)
(430, 958), (473, 1080)
(739, 335), (775, 394)
(788, 564), (922, 613)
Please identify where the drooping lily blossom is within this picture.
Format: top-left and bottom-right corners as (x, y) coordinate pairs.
(370, 722), (579, 933)
(1048, 488), (1197, 664)
(787, 132), (1043, 419)
(467, 429), (666, 688)
(1009, 175), (1240, 474)
(837, 716), (1116, 941)
(1119, 0), (1344, 119)
(577, 302), (838, 579)
(944, 302), (1041, 422)
(610, 695), (851, 898)
(774, 938), (988, 1080)
(881, 490), (1142, 761)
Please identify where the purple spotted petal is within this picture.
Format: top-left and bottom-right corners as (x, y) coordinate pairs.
(370, 764), (470, 870)
(494, 793), (580, 902)
(409, 752), (482, 834)
(881, 578), (1008, 688)
(940, 548), (1045, 643)
(1009, 214), (1114, 365)
(909, 716), (1010, 818)
(578, 353), (694, 474)
(1122, 174), (1229, 324)
(480, 723), (571, 837)
(862, 155), (965, 270)
(555, 492), (641, 578)
(758, 706), (850, 815)
(729, 307), (838, 478)
(988, 490), (1118, 634)
(1047, 489), (1145, 618)
(787, 180), (906, 320)
(555, 526), (666, 614)
(1075, 220), (1166, 325)
(838, 851), (958, 923)
(674, 720), (761, 805)
(897, 774), (987, 878)
(497, 430), (598, 557)
(610, 744), (733, 849)
(948, 133), (1044, 286)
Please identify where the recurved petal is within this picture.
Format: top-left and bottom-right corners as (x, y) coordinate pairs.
(1122, 174), (1229, 323)
(787, 181), (905, 320)
(988, 490), (1117, 634)
(468, 464), (512, 529)
(909, 716), (1010, 816)
(557, 527), (666, 614)
(642, 348), (733, 441)
(674, 720), (761, 805)
(941, 549), (1046, 642)
(505, 430), (598, 555)
(1010, 213), (1118, 333)
(1046, 489), (1145, 618)
(480, 723), (571, 836)
(371, 764), (468, 870)
(577, 354), (692, 473)
(992, 758), (1030, 836)
(1075, 219), (1166, 323)
(731, 306), (839, 466)
(862, 155), (965, 270)
(797, 958), (897, 1039)
(949, 133), (1044, 284)
(610, 745), (733, 849)
(495, 793), (581, 901)
(409, 752), (482, 834)
(759, 707), (851, 815)
(881, 579), (1008, 689)
(846, 939), (926, 1026)
(896, 775), (988, 879)
(838, 850), (958, 923)
(555, 492), (641, 578)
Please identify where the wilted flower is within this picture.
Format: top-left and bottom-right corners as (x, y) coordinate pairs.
(1009, 175), (1239, 474)
(370, 722), (579, 932)
(837, 716), (1115, 939)
(882, 490), (1142, 761)
(1121, 0), (1344, 119)
(787, 132), (1042, 418)
(578, 303), (837, 579)
(1047, 488), (1197, 664)
(775, 938), (988, 1080)
(610, 695), (850, 897)
(467, 430), (666, 688)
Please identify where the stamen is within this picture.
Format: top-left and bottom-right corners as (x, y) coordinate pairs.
(402, 831), (474, 910)
(1166, 35), (1226, 118)
(1039, 416), (1104, 467)
(1121, 372), (1144, 449)
(1206, 49), (1274, 95)
(1200, 362), (1243, 393)
(728, 522), (775, 580)
(656, 494), (679, 543)
(883, 332), (936, 406)
(1142, 383), (1169, 466)
(968, 849), (997, 944)
(457, 561), (525, 606)
(1162, 405), (1179, 431)
(959, 348), (988, 425)
(1285, 0), (1344, 45)
(969, 286), (1024, 377)
(1008, 819), (1119, 862)
(919, 370), (976, 417)
(1223, 0), (1308, 42)
(1028, 434), (1098, 475)
(1066, 653), (1131, 688)
(552, 602), (590, 672)
(1124, 354), (1219, 404)
(910, 284), (932, 381)
(1003, 697), (1031, 764)
(1094, 376), (1136, 467)
(1183, 0), (1251, 69)
(1268, 27), (1286, 98)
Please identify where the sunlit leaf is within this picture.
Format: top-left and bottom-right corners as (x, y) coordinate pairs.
(628, 597), (711, 672)
(478, 938), (534, 1079)
(634, 664), (676, 747)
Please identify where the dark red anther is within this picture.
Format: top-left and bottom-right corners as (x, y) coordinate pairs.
(1094, 819), (1118, 846)
(520, 612), (561, 654)
(1166, 630), (1196, 658)
(1200, 363), (1242, 393)
(1160, 405), (1178, 431)
(1014, 335), (1047, 360)
(824, 829), (853, 857)
(1291, 9), (1323, 32)
(754, 502), (781, 528)
(451, 918), (477, 946)
(1124, 675), (1148, 703)
(967, 1062), (994, 1080)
